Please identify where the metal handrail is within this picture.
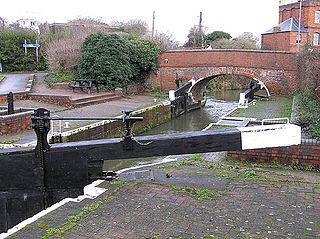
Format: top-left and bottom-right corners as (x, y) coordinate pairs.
(261, 118), (289, 125)
(32, 116), (143, 122)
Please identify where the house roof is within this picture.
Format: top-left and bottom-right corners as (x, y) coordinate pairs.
(263, 17), (308, 34)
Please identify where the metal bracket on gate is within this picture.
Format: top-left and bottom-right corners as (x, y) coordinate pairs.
(90, 171), (118, 181)
(122, 110), (143, 151)
(31, 108), (51, 159)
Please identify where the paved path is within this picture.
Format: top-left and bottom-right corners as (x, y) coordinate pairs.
(0, 74), (32, 94)
(7, 155), (320, 239)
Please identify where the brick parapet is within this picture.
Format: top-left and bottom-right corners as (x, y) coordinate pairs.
(159, 50), (297, 71)
(27, 94), (73, 107)
(0, 92), (73, 107)
(227, 143), (320, 167)
(0, 92), (27, 102)
(0, 111), (33, 135)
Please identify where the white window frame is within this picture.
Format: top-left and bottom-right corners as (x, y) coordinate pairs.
(315, 11), (320, 24)
(314, 32), (320, 46)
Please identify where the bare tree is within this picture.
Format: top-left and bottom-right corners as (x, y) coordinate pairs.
(44, 17), (125, 71)
(125, 19), (148, 38)
(0, 17), (7, 30)
(212, 32), (259, 50)
(45, 38), (82, 71)
(184, 25), (206, 48)
(49, 17), (119, 40)
(68, 17), (104, 25)
(146, 32), (179, 51)
(111, 19), (148, 39)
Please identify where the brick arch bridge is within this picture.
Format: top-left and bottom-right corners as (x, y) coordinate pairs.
(148, 49), (298, 98)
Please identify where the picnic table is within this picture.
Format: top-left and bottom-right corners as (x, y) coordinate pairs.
(70, 79), (99, 94)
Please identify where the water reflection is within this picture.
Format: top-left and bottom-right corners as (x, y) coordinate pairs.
(209, 89), (243, 102)
(140, 97), (238, 136)
(103, 90), (241, 172)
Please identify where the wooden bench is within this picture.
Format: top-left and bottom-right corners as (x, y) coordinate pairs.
(70, 79), (99, 94)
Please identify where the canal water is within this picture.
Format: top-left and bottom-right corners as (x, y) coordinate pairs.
(103, 90), (242, 172)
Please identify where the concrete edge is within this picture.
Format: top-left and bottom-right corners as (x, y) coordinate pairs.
(0, 179), (107, 238)
(25, 74), (35, 92)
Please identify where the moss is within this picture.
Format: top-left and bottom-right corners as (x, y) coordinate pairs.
(171, 185), (226, 202)
(276, 99), (292, 118)
(37, 199), (106, 238)
(0, 137), (26, 144)
(159, 154), (215, 169)
(23, 225), (32, 231)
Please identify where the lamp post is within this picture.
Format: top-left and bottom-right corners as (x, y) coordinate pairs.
(297, 0), (302, 52)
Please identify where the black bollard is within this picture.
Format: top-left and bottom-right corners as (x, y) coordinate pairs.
(7, 92), (14, 115)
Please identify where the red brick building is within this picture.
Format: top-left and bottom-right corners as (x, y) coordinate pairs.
(262, 0), (320, 51)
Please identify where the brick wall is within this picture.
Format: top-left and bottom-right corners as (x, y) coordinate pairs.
(228, 143), (320, 167)
(0, 92), (27, 102)
(0, 92), (73, 107)
(279, 1), (320, 28)
(149, 50), (298, 95)
(279, 0), (320, 49)
(27, 94), (73, 107)
(0, 111), (33, 135)
(262, 31), (309, 52)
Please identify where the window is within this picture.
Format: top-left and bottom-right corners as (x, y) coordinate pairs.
(314, 33), (320, 46)
(315, 11), (320, 24)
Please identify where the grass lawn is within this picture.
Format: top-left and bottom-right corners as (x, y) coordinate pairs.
(0, 75), (4, 82)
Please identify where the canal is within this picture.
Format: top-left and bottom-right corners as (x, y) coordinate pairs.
(103, 90), (242, 172)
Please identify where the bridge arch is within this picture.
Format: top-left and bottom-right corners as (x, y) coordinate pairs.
(187, 66), (268, 102)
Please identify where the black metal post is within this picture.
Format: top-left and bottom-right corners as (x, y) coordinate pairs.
(7, 92), (14, 115)
(31, 108), (51, 160)
(31, 108), (51, 209)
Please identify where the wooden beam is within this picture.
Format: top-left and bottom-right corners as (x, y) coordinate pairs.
(174, 81), (192, 97)
(50, 128), (242, 161)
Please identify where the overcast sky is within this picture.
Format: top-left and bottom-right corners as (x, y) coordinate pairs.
(1, 0), (279, 44)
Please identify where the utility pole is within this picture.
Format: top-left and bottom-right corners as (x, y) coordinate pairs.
(199, 12), (204, 48)
(152, 11), (155, 39)
(199, 12), (202, 31)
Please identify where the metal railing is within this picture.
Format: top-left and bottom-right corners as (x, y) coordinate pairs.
(261, 118), (289, 125)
